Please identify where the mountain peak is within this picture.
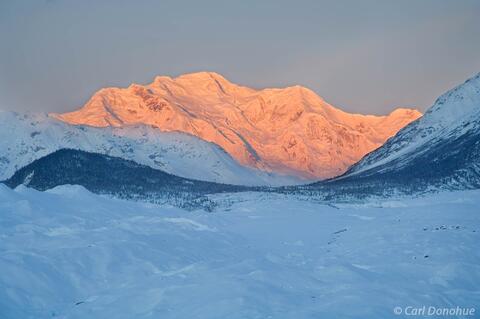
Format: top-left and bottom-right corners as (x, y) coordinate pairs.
(175, 71), (236, 92)
(429, 72), (480, 120)
(175, 71), (227, 81)
(282, 84), (316, 95)
(152, 75), (173, 84)
(53, 72), (421, 179)
(388, 107), (423, 118)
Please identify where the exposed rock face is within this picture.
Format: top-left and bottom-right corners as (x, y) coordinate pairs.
(54, 72), (421, 179)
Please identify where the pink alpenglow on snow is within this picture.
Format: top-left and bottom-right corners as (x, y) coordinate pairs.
(53, 72), (422, 179)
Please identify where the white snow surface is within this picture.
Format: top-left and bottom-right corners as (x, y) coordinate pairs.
(0, 111), (303, 186)
(0, 184), (479, 318)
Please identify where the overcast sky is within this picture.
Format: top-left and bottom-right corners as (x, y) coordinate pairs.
(1, 0), (479, 115)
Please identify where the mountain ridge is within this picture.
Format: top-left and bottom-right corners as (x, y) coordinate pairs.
(0, 111), (301, 186)
(344, 72), (480, 177)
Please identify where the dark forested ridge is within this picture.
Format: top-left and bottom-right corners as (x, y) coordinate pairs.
(4, 149), (253, 210)
(4, 128), (480, 208)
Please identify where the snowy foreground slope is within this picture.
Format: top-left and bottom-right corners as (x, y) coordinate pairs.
(1, 184), (479, 318)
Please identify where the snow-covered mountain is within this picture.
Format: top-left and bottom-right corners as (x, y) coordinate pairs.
(0, 112), (300, 186)
(320, 72), (480, 192)
(53, 72), (421, 179)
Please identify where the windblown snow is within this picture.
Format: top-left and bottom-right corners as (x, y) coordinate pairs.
(0, 184), (478, 318)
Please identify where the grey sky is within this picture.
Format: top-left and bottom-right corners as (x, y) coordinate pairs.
(1, 0), (479, 115)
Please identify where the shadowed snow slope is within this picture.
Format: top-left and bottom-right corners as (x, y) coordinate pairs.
(53, 72), (421, 179)
(306, 72), (480, 194)
(345, 72), (480, 177)
(0, 111), (301, 186)
(0, 185), (479, 318)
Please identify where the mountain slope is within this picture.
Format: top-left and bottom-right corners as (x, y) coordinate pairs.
(0, 111), (301, 186)
(53, 72), (421, 179)
(306, 72), (480, 196)
(4, 149), (250, 210)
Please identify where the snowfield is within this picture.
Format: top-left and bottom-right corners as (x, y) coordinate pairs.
(0, 185), (479, 318)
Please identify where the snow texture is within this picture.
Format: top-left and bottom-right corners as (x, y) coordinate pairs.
(0, 184), (478, 318)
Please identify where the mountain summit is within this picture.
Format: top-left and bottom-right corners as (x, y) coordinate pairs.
(54, 72), (421, 179)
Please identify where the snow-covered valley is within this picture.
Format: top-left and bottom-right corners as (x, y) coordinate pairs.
(1, 185), (479, 318)
(1, 54), (479, 319)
